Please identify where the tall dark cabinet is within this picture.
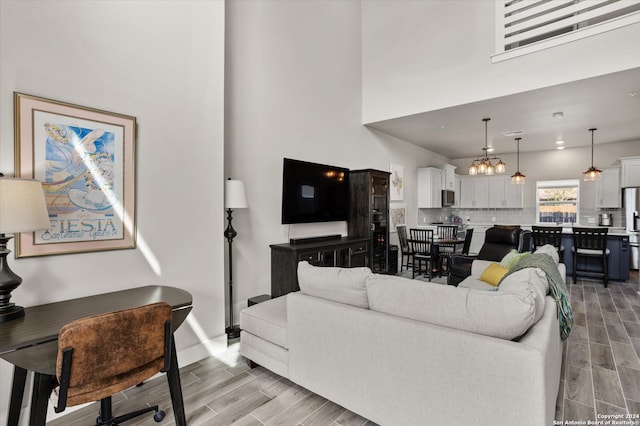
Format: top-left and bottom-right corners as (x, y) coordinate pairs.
(348, 169), (391, 274)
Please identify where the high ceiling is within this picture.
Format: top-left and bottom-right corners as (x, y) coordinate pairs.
(365, 68), (640, 160)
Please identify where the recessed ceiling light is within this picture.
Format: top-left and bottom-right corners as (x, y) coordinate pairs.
(628, 91), (637, 97)
(553, 112), (564, 119)
(487, 147), (494, 153)
(557, 146), (565, 150)
(503, 131), (524, 137)
(555, 140), (564, 145)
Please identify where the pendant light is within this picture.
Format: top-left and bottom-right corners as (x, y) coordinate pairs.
(583, 128), (602, 181)
(468, 118), (506, 176)
(511, 137), (526, 185)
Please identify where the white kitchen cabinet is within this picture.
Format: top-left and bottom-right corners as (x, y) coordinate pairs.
(596, 167), (621, 208)
(621, 157), (640, 187)
(441, 164), (457, 191)
(488, 176), (523, 208)
(417, 167), (442, 208)
(460, 176), (489, 208)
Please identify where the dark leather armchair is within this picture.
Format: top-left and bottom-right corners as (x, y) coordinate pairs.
(447, 226), (531, 286)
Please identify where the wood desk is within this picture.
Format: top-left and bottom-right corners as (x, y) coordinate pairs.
(0, 285), (192, 426)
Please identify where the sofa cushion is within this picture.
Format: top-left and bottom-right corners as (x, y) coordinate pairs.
(458, 277), (497, 291)
(240, 295), (288, 349)
(366, 273), (542, 340)
(479, 262), (509, 286)
(297, 261), (371, 309)
(499, 267), (548, 324)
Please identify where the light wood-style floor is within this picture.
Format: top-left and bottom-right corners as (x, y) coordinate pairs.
(48, 339), (375, 426)
(49, 270), (640, 425)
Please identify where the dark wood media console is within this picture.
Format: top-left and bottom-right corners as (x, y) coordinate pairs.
(270, 236), (370, 298)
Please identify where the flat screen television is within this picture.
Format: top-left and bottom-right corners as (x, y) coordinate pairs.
(281, 158), (350, 224)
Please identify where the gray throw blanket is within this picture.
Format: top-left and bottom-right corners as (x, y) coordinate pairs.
(502, 253), (573, 341)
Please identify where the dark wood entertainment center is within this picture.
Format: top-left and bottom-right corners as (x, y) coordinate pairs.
(270, 168), (390, 298)
(270, 236), (370, 298)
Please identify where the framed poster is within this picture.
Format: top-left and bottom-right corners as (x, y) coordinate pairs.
(390, 203), (406, 233)
(390, 163), (403, 201)
(14, 93), (136, 257)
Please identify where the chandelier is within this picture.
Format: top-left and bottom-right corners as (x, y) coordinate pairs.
(468, 118), (506, 176)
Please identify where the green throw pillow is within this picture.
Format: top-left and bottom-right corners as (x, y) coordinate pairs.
(499, 249), (531, 270)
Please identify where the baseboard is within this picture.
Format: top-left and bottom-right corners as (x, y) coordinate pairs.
(177, 334), (229, 368)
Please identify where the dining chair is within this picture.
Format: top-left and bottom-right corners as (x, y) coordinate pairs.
(396, 225), (414, 272)
(572, 227), (610, 287)
(460, 228), (474, 255)
(436, 225), (458, 275)
(54, 302), (177, 425)
(532, 225), (564, 262)
(410, 228), (434, 280)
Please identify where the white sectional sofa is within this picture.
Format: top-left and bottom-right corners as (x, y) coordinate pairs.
(240, 249), (566, 426)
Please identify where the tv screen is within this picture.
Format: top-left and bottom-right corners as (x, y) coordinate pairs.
(281, 158), (350, 224)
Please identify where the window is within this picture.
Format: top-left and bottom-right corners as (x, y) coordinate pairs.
(536, 179), (579, 225)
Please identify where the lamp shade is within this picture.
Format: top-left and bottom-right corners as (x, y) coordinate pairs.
(0, 178), (50, 234)
(224, 179), (248, 209)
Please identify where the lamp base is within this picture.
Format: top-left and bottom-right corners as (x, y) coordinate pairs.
(0, 305), (24, 323)
(225, 325), (241, 340)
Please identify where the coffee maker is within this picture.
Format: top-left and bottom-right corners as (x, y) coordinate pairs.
(598, 213), (613, 226)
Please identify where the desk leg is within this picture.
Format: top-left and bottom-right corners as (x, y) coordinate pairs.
(167, 339), (186, 426)
(7, 366), (27, 426)
(29, 373), (53, 426)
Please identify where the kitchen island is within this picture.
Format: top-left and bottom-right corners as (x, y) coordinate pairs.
(560, 232), (630, 282)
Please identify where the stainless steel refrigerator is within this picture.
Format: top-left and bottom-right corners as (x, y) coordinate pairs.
(624, 187), (640, 270)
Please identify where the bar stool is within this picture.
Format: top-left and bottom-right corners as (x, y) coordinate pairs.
(532, 226), (564, 263)
(572, 227), (610, 287)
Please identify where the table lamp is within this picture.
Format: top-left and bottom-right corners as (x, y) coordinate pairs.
(224, 178), (248, 339)
(0, 177), (50, 322)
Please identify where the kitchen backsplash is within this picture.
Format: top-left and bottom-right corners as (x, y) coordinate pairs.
(418, 207), (626, 228)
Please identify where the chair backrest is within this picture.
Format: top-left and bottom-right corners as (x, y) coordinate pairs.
(532, 226), (563, 250)
(55, 302), (172, 411)
(572, 227), (608, 252)
(409, 228), (433, 254)
(397, 225), (409, 252)
(461, 228), (474, 255)
(477, 226), (522, 261)
(437, 225), (457, 241)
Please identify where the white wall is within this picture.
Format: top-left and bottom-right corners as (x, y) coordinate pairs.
(0, 1), (225, 422)
(224, 0), (447, 322)
(362, 0), (640, 123)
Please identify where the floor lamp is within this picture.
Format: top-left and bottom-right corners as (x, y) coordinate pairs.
(224, 178), (248, 339)
(0, 177), (50, 322)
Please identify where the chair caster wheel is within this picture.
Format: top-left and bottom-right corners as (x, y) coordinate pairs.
(154, 410), (166, 422)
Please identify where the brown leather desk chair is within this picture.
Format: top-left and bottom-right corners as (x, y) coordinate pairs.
(54, 302), (174, 425)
